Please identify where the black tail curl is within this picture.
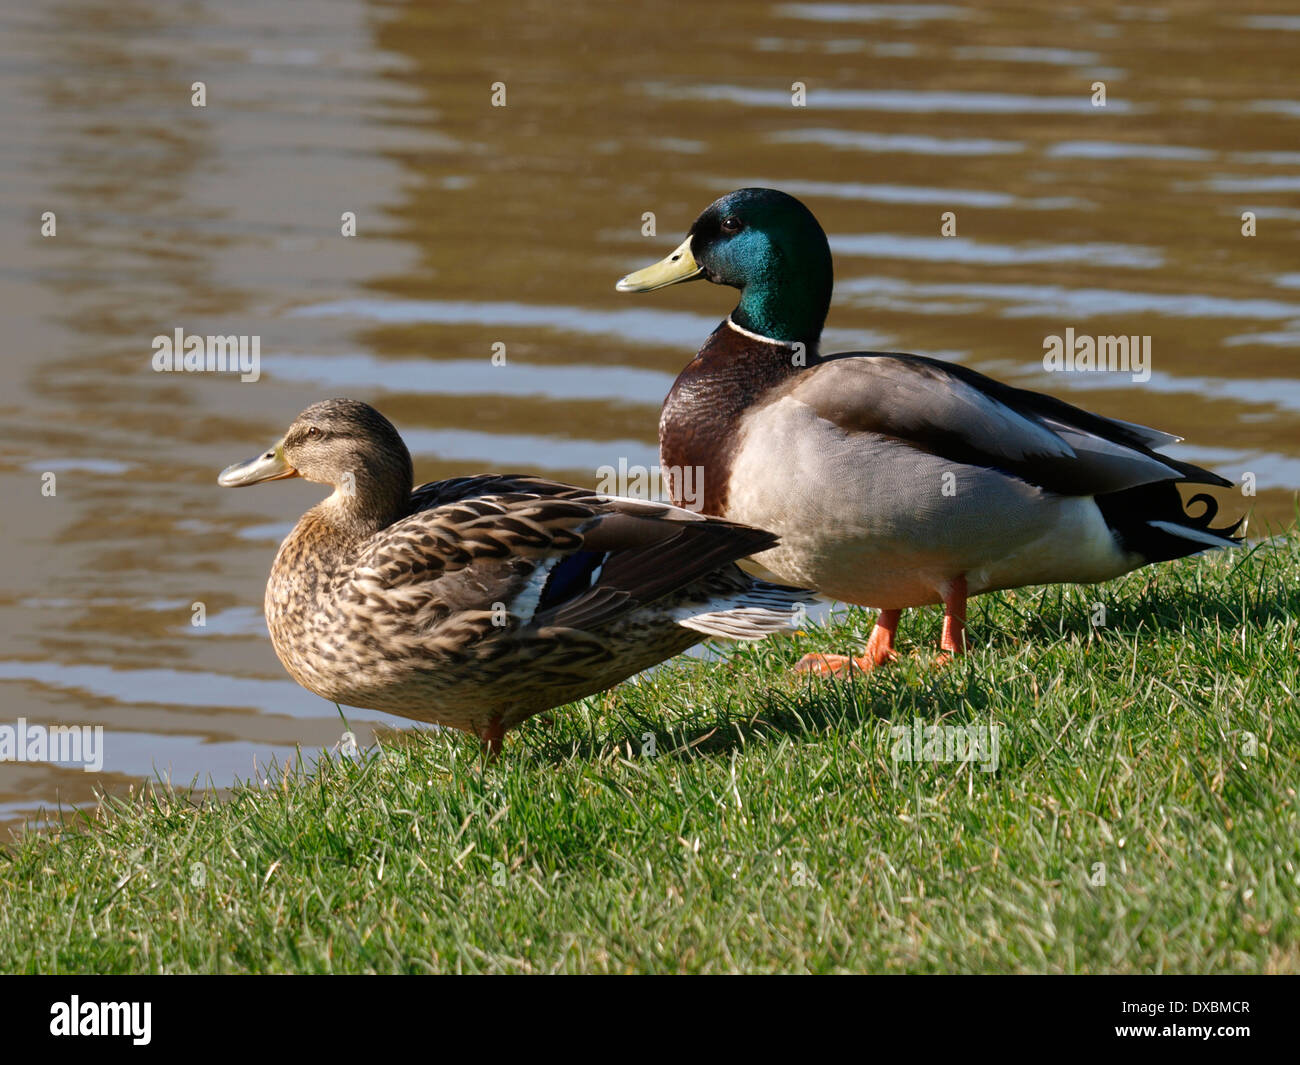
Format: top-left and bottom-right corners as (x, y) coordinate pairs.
(1186, 492), (1245, 540)
(1096, 482), (1244, 565)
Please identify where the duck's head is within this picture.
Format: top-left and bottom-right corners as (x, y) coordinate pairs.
(616, 188), (833, 346)
(219, 399), (413, 532)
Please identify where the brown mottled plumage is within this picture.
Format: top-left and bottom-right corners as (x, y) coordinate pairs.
(219, 399), (812, 753)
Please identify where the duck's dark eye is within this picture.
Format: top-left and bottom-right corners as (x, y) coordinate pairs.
(720, 216), (743, 235)
(306, 427), (321, 438)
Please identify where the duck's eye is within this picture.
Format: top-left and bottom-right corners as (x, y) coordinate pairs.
(306, 427), (320, 438)
(720, 216), (743, 234)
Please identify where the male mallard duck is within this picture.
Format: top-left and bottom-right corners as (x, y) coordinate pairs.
(617, 188), (1242, 673)
(219, 399), (811, 751)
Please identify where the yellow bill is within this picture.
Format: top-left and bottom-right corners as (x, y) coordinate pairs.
(615, 236), (702, 292)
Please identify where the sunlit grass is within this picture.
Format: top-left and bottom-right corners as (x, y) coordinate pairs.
(1, 528), (1296, 973)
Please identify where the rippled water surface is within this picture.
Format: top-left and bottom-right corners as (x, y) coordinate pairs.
(1, 0), (1297, 832)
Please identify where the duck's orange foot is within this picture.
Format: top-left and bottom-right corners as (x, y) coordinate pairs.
(794, 652), (876, 677)
(794, 609), (901, 677)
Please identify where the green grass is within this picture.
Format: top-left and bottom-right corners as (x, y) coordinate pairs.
(2, 527), (1298, 974)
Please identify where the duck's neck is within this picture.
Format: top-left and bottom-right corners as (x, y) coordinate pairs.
(274, 482), (409, 599)
(659, 319), (811, 517)
(309, 470), (413, 543)
(730, 252), (831, 348)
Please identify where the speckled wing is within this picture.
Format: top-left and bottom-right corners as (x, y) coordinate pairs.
(347, 474), (782, 636)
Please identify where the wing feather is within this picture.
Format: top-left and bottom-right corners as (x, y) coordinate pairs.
(789, 353), (1228, 495)
(349, 475), (784, 635)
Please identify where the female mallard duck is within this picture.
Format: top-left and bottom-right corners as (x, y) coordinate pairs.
(219, 399), (811, 752)
(617, 188), (1242, 674)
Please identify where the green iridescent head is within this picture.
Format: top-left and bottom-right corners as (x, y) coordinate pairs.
(618, 188), (833, 346)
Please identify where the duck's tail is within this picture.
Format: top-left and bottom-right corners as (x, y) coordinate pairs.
(675, 579), (815, 640)
(1096, 461), (1245, 564)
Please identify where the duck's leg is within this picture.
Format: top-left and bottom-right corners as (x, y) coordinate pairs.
(479, 716), (506, 759)
(794, 608), (901, 676)
(863, 609), (901, 666)
(935, 576), (968, 664)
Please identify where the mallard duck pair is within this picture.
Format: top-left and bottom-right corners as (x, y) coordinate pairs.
(224, 188), (1241, 751)
(220, 399), (812, 753)
(617, 188), (1242, 673)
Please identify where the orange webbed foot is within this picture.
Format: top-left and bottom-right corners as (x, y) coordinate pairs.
(793, 652), (875, 676)
(792, 608), (901, 678)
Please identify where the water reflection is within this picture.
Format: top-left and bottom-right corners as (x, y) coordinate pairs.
(1, 0), (1296, 835)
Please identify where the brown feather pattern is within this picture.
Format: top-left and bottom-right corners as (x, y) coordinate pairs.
(245, 417), (810, 744)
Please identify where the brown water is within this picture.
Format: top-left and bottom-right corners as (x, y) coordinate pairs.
(1, 0), (1297, 835)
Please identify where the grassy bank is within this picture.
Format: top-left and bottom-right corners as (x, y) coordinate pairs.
(2, 526), (1297, 974)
